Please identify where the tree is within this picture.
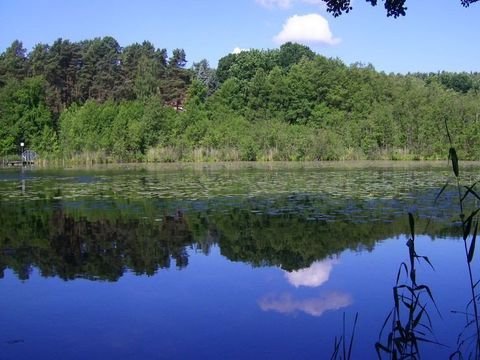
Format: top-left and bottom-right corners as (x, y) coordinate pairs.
(0, 77), (53, 154)
(246, 68), (269, 120)
(0, 40), (28, 85)
(216, 53), (236, 84)
(121, 41), (167, 100)
(192, 59), (217, 95)
(43, 38), (82, 114)
(216, 49), (278, 84)
(169, 48), (187, 68)
(28, 43), (50, 77)
(79, 36), (123, 102)
(161, 49), (191, 109)
(134, 55), (159, 100)
(141, 96), (175, 147)
(323, 0), (478, 17)
(278, 42), (315, 70)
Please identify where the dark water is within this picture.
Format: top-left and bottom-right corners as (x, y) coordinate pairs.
(0, 162), (479, 359)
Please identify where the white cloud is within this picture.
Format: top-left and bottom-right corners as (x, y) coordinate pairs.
(259, 292), (352, 317)
(284, 259), (338, 288)
(256, 0), (293, 9)
(274, 13), (340, 45)
(232, 47), (250, 54)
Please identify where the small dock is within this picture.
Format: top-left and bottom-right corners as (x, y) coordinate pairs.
(2, 150), (37, 167)
(2, 160), (35, 167)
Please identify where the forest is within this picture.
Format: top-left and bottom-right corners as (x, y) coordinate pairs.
(1, 37), (480, 163)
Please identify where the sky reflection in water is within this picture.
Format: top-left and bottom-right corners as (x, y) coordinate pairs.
(259, 259), (351, 318)
(1, 237), (470, 359)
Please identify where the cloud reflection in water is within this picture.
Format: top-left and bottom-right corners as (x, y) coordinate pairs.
(285, 259), (338, 288)
(259, 292), (352, 317)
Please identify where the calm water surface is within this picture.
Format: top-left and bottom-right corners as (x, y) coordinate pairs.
(1, 162), (479, 359)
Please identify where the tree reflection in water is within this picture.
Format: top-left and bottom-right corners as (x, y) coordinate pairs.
(0, 198), (459, 282)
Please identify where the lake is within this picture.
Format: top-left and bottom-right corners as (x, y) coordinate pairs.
(1, 161), (479, 359)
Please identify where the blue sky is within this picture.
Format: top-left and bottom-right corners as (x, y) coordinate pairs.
(0, 0), (479, 73)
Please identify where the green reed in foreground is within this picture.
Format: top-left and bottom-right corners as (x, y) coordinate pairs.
(331, 312), (359, 360)
(438, 122), (480, 359)
(375, 213), (442, 359)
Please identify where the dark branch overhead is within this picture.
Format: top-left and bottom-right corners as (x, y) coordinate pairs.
(461, 0), (480, 6)
(325, 0), (479, 17)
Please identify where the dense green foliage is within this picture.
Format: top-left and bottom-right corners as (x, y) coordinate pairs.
(1, 38), (480, 162)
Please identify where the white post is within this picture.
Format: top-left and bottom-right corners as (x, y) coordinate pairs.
(20, 142), (24, 163)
